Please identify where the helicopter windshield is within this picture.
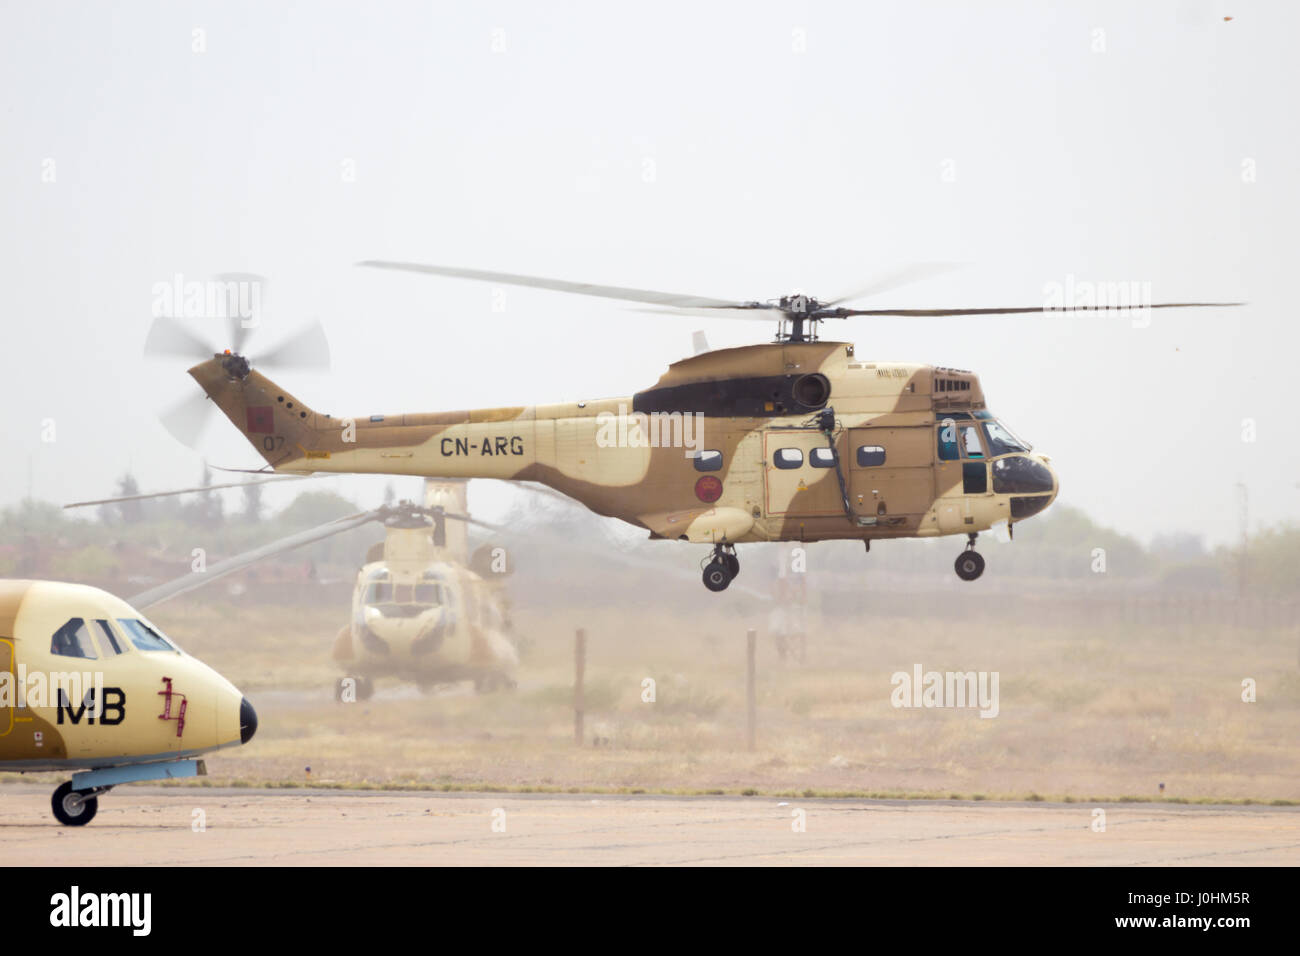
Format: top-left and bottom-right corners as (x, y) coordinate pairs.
(983, 419), (1032, 455)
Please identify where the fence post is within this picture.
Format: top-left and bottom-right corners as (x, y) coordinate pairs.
(574, 628), (586, 747)
(746, 628), (756, 752)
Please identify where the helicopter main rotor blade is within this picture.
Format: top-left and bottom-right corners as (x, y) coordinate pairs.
(824, 262), (966, 307)
(358, 260), (763, 311)
(827, 301), (1244, 318)
(129, 510), (381, 611)
(256, 319), (331, 371)
(64, 474), (317, 510)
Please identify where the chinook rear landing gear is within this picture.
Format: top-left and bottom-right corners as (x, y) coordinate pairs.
(954, 533), (985, 582)
(51, 781), (108, 826)
(702, 544), (740, 592)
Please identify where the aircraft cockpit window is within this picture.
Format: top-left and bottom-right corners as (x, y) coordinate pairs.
(116, 618), (176, 652)
(856, 445), (886, 467)
(937, 422), (960, 461)
(773, 448), (804, 469)
(93, 619), (126, 655)
(394, 584), (415, 604)
(365, 582), (394, 604)
(50, 618), (97, 659)
(414, 583), (442, 604)
(983, 420), (1031, 455)
(809, 447), (838, 468)
(960, 425), (985, 459)
(692, 450), (723, 472)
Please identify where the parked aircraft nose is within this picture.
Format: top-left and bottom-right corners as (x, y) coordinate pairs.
(240, 697), (258, 744)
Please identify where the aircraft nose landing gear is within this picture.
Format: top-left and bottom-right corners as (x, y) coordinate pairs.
(702, 544), (739, 592)
(954, 533), (985, 581)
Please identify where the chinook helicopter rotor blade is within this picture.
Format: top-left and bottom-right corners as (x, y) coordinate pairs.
(63, 474), (318, 510)
(212, 272), (267, 355)
(825, 301), (1245, 318)
(129, 509), (382, 611)
(358, 260), (765, 311)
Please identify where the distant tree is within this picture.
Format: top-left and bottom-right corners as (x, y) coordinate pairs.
(113, 473), (144, 524)
(241, 480), (263, 522)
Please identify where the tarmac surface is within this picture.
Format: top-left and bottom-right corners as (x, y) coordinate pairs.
(1, 783), (1297, 866)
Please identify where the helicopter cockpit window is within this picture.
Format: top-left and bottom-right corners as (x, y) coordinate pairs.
(856, 445), (886, 467)
(937, 422), (960, 461)
(982, 420), (1030, 456)
(116, 618), (177, 652)
(50, 618), (97, 659)
(960, 425), (985, 459)
(809, 447), (837, 468)
(414, 583), (442, 604)
(692, 450), (723, 472)
(365, 581), (394, 604)
(983, 420), (1031, 455)
(773, 448), (803, 470)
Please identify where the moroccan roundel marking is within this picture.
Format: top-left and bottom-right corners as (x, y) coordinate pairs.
(695, 475), (723, 503)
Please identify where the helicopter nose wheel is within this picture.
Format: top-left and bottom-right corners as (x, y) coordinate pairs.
(702, 544), (739, 592)
(954, 534), (985, 582)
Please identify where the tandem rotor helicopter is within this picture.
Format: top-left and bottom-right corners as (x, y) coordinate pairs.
(66, 475), (521, 701)
(150, 262), (1238, 591)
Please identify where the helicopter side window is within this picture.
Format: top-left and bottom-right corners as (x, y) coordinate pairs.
(773, 448), (803, 470)
(856, 445), (885, 467)
(937, 422), (960, 461)
(93, 619), (126, 656)
(809, 447), (837, 468)
(960, 425), (985, 459)
(692, 450), (723, 472)
(116, 618), (176, 652)
(50, 618), (97, 659)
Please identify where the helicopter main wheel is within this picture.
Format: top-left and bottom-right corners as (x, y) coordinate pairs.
(954, 550), (985, 582)
(51, 782), (98, 827)
(703, 560), (733, 592)
(722, 552), (740, 579)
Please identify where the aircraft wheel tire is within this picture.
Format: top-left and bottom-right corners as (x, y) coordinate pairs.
(52, 782), (98, 827)
(955, 550), (985, 582)
(722, 553), (740, 579)
(703, 561), (733, 592)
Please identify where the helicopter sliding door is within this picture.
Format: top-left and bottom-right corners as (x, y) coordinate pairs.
(763, 429), (848, 517)
(846, 427), (935, 528)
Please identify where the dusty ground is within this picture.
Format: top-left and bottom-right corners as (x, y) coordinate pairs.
(86, 598), (1300, 802)
(0, 783), (1295, 866)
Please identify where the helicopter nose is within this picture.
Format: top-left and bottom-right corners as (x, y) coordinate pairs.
(239, 697), (258, 744)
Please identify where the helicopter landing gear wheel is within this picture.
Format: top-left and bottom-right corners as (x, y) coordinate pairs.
(51, 782), (98, 827)
(954, 550), (985, 581)
(702, 544), (738, 592)
(702, 562), (732, 592)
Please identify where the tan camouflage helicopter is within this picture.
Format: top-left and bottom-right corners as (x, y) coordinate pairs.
(68, 476), (520, 700)
(0, 579), (257, 826)
(163, 262), (1235, 591)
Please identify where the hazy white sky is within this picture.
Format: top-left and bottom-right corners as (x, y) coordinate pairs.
(1, 0), (1294, 545)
